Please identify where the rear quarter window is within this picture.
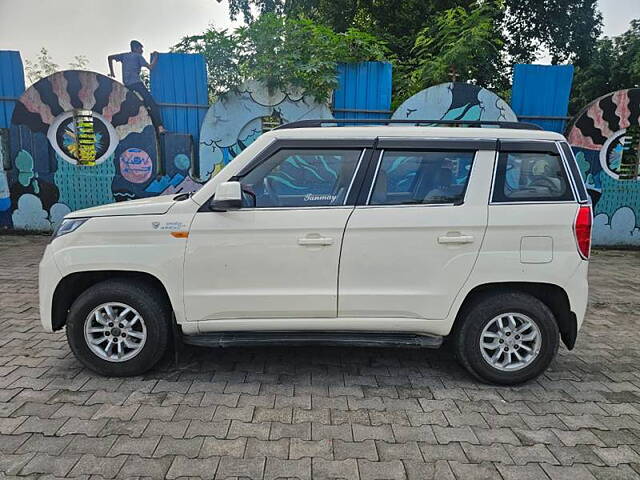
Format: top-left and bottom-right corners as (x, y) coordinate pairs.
(559, 142), (589, 202)
(492, 151), (575, 203)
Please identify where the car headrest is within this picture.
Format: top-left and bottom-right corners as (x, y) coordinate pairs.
(434, 167), (453, 187)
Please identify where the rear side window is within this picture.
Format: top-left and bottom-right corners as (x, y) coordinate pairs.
(492, 152), (574, 203)
(559, 142), (589, 202)
(369, 150), (475, 205)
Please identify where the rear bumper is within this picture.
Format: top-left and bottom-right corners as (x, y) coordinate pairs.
(565, 260), (589, 332)
(38, 244), (62, 333)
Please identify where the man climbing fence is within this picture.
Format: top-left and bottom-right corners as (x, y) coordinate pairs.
(108, 40), (166, 133)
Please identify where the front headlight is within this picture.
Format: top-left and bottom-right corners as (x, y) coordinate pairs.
(51, 218), (89, 240)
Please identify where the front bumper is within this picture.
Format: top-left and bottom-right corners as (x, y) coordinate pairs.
(38, 244), (63, 332)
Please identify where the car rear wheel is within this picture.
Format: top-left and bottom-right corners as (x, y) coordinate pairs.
(454, 292), (559, 385)
(66, 279), (170, 376)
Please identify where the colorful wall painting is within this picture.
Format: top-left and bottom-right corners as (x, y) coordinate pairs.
(566, 88), (640, 246)
(119, 148), (154, 184)
(198, 80), (334, 182)
(3, 58), (635, 245)
(392, 82), (518, 123)
(4, 70), (160, 230)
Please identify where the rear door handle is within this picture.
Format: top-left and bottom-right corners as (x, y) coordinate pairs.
(298, 236), (334, 246)
(438, 234), (475, 244)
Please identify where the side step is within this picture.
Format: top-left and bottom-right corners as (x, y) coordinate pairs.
(182, 331), (443, 349)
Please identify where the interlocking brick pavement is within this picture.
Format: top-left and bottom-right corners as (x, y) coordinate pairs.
(1, 234), (640, 479)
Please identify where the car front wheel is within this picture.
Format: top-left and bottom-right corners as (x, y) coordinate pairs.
(66, 279), (170, 376)
(454, 292), (560, 385)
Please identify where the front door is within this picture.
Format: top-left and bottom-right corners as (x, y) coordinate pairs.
(184, 145), (366, 323)
(338, 142), (492, 321)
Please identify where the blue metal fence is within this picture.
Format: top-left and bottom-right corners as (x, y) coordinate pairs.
(150, 53), (208, 144)
(332, 62), (392, 119)
(511, 64), (574, 133)
(0, 51), (25, 129)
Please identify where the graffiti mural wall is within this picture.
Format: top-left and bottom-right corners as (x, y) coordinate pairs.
(392, 82), (518, 122)
(4, 70), (160, 230)
(3, 58), (636, 245)
(0, 71), (335, 231)
(198, 80), (334, 181)
(566, 88), (640, 246)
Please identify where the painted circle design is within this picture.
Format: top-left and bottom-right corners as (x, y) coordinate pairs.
(198, 81), (334, 181)
(47, 111), (119, 165)
(566, 88), (640, 181)
(174, 153), (191, 171)
(119, 148), (153, 183)
(599, 127), (640, 180)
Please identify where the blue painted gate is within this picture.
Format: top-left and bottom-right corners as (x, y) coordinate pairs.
(511, 64), (574, 133)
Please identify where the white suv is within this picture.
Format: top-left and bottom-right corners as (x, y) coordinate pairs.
(39, 121), (592, 385)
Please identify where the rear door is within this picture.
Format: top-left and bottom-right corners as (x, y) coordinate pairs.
(338, 138), (494, 320)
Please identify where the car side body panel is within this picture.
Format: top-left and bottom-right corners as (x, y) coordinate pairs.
(43, 208), (196, 328)
(338, 149), (495, 321)
(39, 127), (588, 347)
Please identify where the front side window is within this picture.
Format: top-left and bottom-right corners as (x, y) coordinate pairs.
(369, 150), (475, 205)
(239, 148), (362, 208)
(493, 152), (573, 203)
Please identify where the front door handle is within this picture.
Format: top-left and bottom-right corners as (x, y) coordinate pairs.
(298, 236), (334, 246)
(438, 234), (475, 244)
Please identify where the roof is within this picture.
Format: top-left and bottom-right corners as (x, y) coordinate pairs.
(265, 126), (566, 142)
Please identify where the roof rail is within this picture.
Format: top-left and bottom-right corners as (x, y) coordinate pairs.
(273, 118), (542, 131)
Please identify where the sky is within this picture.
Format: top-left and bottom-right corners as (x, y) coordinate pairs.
(0, 0), (239, 78)
(0, 0), (639, 81)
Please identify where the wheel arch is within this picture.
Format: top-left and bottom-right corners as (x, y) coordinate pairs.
(452, 282), (577, 350)
(51, 271), (173, 331)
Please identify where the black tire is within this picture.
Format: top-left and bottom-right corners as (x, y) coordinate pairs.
(453, 292), (559, 385)
(66, 279), (170, 376)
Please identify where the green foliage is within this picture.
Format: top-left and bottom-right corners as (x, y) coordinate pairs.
(25, 48), (90, 85)
(503, 0), (602, 65)
(24, 48), (59, 84)
(219, 0), (604, 108)
(222, 0), (601, 65)
(173, 13), (389, 101)
(570, 19), (640, 114)
(399, 1), (506, 100)
(68, 55), (90, 70)
(172, 28), (242, 97)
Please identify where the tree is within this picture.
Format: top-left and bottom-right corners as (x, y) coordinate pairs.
(220, 0), (601, 67)
(173, 13), (389, 101)
(24, 48), (59, 84)
(503, 0), (602, 65)
(401, 0), (507, 100)
(220, 0), (470, 62)
(172, 28), (242, 97)
(69, 55), (90, 70)
(569, 19), (640, 114)
(25, 48), (91, 84)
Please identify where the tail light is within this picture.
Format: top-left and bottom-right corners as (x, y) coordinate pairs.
(574, 205), (592, 259)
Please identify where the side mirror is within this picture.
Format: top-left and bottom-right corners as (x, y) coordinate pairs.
(209, 181), (242, 211)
